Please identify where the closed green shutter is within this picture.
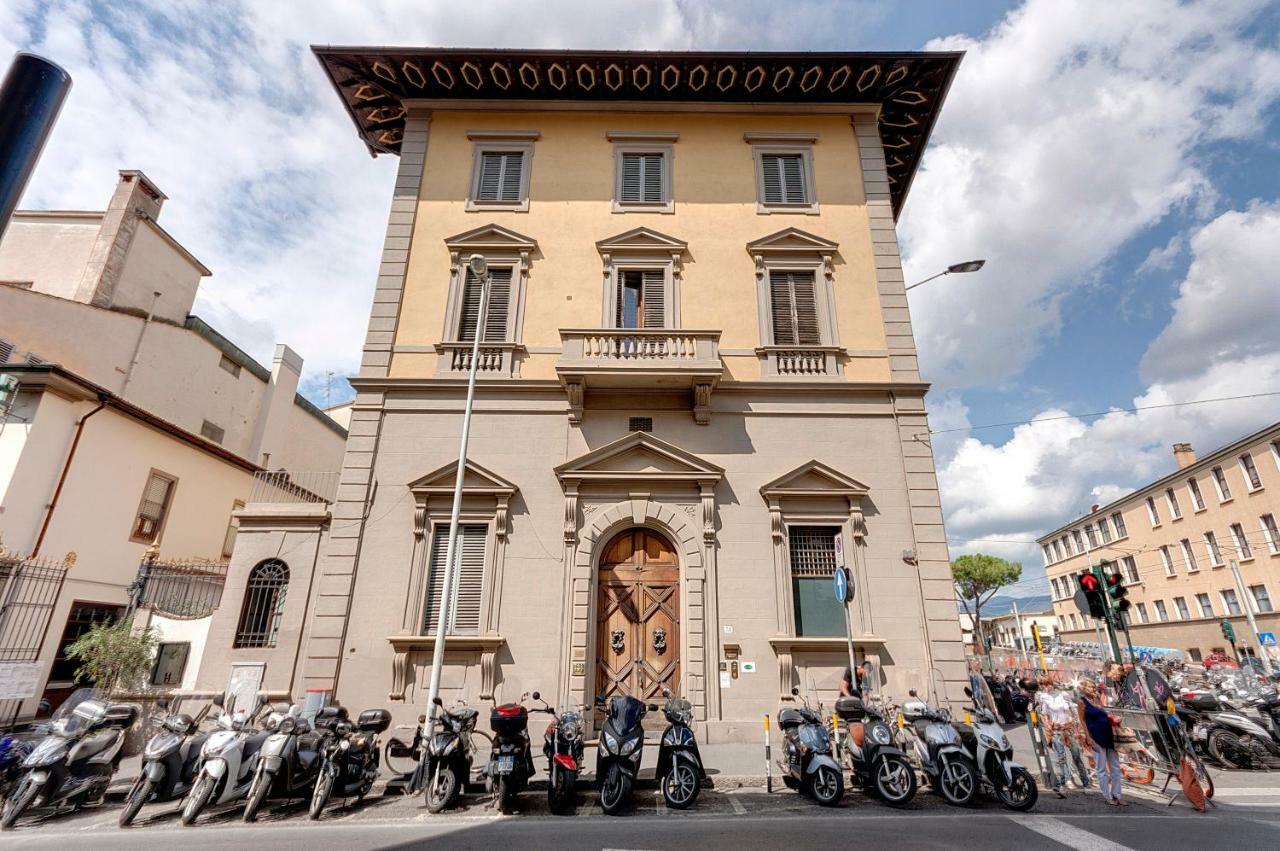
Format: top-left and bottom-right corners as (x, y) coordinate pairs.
(476, 151), (524, 202)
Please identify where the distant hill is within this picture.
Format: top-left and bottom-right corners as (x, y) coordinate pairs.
(961, 593), (1052, 617)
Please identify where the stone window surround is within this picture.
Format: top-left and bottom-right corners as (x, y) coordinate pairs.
(749, 230), (843, 378)
(596, 229), (686, 328)
(745, 132), (820, 215)
(464, 130), (539, 212)
(608, 131), (678, 214)
(130, 467), (178, 545)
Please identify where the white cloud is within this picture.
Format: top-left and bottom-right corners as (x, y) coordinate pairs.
(1136, 234), (1184, 275)
(901, 0), (1280, 391)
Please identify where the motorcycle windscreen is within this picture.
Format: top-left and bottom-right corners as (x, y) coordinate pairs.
(968, 672), (999, 716)
(610, 696), (646, 730)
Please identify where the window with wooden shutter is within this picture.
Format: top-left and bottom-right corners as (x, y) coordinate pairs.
(0, 338), (14, 362)
(760, 153), (808, 205)
(615, 269), (665, 329)
(475, 151), (525, 203)
(423, 523), (487, 635)
(619, 152), (665, 204)
(768, 270), (821, 345)
(132, 471), (176, 543)
(457, 267), (513, 342)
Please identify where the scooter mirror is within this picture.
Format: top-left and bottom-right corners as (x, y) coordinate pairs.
(963, 686), (973, 698)
(908, 689), (917, 697)
(662, 688), (671, 698)
(790, 687), (800, 696)
(212, 693), (225, 708)
(432, 697), (443, 706)
(532, 691), (540, 701)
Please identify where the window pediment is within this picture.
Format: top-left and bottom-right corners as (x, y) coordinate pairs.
(556, 432), (723, 487)
(409, 459), (518, 499)
(596, 226), (687, 257)
(443, 223), (538, 255)
(759, 460), (869, 501)
(747, 227), (838, 260)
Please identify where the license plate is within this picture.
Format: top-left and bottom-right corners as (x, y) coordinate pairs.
(495, 755), (515, 774)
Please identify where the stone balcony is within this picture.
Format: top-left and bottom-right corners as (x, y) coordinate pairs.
(557, 328), (723, 425)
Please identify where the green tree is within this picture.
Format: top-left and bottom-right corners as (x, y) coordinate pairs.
(65, 618), (158, 693)
(952, 553), (1023, 656)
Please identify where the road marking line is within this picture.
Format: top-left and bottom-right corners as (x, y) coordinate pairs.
(728, 794), (747, 815)
(1009, 815), (1135, 850)
(1212, 788), (1280, 797)
(1219, 802), (1280, 808)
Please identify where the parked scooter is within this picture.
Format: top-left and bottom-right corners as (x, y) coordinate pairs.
(956, 684), (1038, 811)
(1, 688), (140, 829)
(0, 732), (37, 803)
(487, 692), (539, 813)
(835, 694), (916, 807)
(180, 693), (270, 825)
(777, 687), (843, 807)
(243, 704), (323, 822)
(595, 693), (654, 815)
(421, 698), (480, 813)
(654, 689), (704, 809)
(309, 707), (390, 819)
(901, 691), (980, 806)
(119, 697), (213, 827)
(1178, 689), (1280, 769)
(539, 696), (585, 814)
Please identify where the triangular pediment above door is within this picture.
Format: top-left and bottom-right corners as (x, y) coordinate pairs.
(759, 460), (869, 500)
(595, 226), (688, 256)
(408, 458), (518, 497)
(556, 432), (723, 486)
(443, 223), (538, 253)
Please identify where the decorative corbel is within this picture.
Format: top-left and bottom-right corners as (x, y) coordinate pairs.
(480, 649), (499, 700)
(778, 650), (796, 701)
(671, 251), (683, 282)
(753, 253), (765, 282)
(693, 382), (712, 426)
(389, 649), (410, 701)
(413, 503), (428, 540)
(565, 379), (585, 425)
(700, 483), (716, 544)
(849, 500), (866, 541)
(563, 484), (579, 544)
(822, 252), (834, 284)
(495, 496), (510, 542)
(768, 498), (784, 542)
(449, 251), (460, 276)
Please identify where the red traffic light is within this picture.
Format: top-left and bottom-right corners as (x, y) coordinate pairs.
(1106, 572), (1123, 588)
(1079, 573), (1102, 592)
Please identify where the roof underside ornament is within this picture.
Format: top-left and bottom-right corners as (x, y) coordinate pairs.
(312, 47), (962, 219)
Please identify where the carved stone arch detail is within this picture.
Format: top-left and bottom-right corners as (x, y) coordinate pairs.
(574, 499), (703, 572)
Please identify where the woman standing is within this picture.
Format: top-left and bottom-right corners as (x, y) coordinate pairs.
(1078, 679), (1126, 806)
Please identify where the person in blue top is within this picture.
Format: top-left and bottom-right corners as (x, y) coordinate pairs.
(1078, 679), (1126, 806)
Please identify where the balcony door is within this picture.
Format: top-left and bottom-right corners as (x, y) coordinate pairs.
(596, 529), (680, 705)
(615, 270), (665, 329)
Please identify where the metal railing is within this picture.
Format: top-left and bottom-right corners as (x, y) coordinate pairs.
(0, 554), (70, 729)
(131, 558), (228, 620)
(247, 470), (339, 505)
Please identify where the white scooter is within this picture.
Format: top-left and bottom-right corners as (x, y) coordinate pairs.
(957, 680), (1037, 811)
(180, 693), (271, 825)
(901, 690), (980, 806)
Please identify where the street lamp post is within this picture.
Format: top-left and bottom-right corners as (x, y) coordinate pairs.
(905, 259), (986, 291)
(424, 253), (491, 720)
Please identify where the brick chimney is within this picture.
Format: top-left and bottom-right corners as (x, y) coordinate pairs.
(1173, 443), (1197, 469)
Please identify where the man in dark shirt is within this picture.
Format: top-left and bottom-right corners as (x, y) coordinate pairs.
(841, 665), (866, 697)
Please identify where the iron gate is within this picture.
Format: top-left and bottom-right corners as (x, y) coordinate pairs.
(0, 555), (68, 728)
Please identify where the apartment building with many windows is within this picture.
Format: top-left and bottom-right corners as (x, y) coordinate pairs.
(1040, 422), (1280, 663)
(196, 47), (969, 738)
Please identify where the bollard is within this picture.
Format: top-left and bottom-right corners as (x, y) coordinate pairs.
(764, 714), (772, 793)
(832, 712), (841, 764)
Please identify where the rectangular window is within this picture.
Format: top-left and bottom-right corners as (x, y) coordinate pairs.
(1188, 647), (1203, 662)
(1111, 512), (1127, 538)
(423, 523), (488, 635)
(222, 499), (245, 559)
(1160, 545), (1175, 576)
(1154, 600), (1169, 622)
(1072, 530), (1085, 552)
(1085, 525), (1099, 548)
(1146, 496), (1160, 526)
(789, 526), (844, 636)
(1121, 555), (1140, 584)
(1165, 487), (1182, 519)
(0, 338), (14, 362)
(1069, 613), (1078, 630)
(1204, 531), (1224, 566)
(1135, 602), (1149, 624)
(1180, 538), (1198, 572)
(457, 266), (514, 342)
(1188, 477), (1205, 511)
(1272, 438), (1280, 471)
(768, 270), (821, 346)
(1240, 452), (1263, 491)
(1050, 541), (1061, 561)
(200, 420), (225, 444)
(1212, 465), (1232, 501)
(1262, 514), (1280, 554)
(49, 603), (123, 683)
(758, 153), (811, 207)
(1097, 517), (1112, 543)
(1230, 523), (1253, 560)
(1063, 534), (1075, 555)
(1042, 546), (1052, 566)
(24, 353), (43, 364)
(217, 353), (242, 378)
(1196, 593), (1214, 618)
(1221, 589), (1242, 616)
(132, 470), (176, 543)
(1174, 596), (1190, 620)
(1250, 584), (1274, 613)
(615, 149), (670, 208)
(473, 150), (527, 204)
(150, 641), (191, 687)
(616, 269), (666, 330)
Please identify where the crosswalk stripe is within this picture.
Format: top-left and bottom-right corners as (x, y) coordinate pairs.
(1009, 815), (1136, 850)
(1213, 788), (1280, 797)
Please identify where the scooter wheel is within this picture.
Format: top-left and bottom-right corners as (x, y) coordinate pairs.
(938, 759), (979, 806)
(180, 774), (215, 826)
(310, 771), (334, 820)
(1, 777), (38, 829)
(425, 764), (458, 813)
(118, 776), (154, 827)
(809, 765), (844, 807)
(998, 767), (1038, 812)
(662, 763), (700, 809)
(243, 772), (270, 823)
(873, 755), (918, 807)
(600, 764), (631, 815)
(548, 768), (576, 814)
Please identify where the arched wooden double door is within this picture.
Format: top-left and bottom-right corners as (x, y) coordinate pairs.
(596, 529), (680, 702)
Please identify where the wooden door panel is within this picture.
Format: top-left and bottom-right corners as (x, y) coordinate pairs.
(596, 528), (681, 702)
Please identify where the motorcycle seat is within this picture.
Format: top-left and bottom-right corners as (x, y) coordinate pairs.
(778, 708), (808, 729)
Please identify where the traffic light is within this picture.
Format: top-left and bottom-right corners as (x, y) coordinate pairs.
(1221, 619), (1236, 643)
(1078, 571), (1107, 619)
(1103, 563), (1130, 616)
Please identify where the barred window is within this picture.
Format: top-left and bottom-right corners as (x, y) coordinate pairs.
(234, 559), (289, 648)
(788, 525), (843, 637)
(132, 470), (176, 543)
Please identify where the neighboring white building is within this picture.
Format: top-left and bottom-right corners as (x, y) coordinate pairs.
(0, 170), (347, 716)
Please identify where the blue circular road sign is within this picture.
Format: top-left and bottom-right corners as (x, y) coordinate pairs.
(833, 567), (849, 603)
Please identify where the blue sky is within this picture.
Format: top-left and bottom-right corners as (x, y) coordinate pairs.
(6, 1), (1280, 591)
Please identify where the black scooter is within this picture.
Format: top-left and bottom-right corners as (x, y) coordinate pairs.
(595, 693), (653, 815)
(778, 687), (843, 807)
(487, 692), (539, 813)
(653, 689), (704, 809)
(243, 705), (323, 822)
(119, 699), (212, 827)
(835, 695), (916, 807)
(421, 698), (480, 812)
(539, 697), (585, 814)
(309, 707), (390, 819)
